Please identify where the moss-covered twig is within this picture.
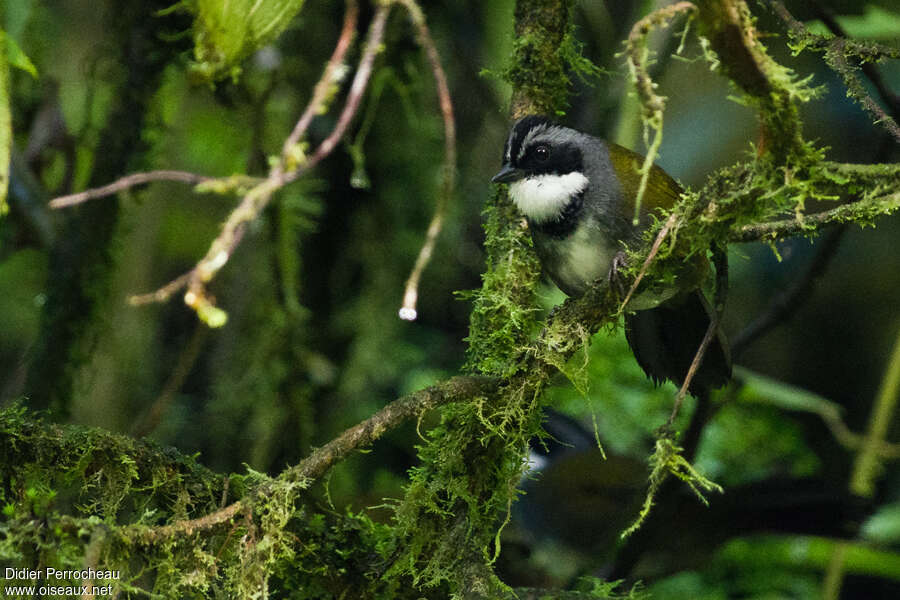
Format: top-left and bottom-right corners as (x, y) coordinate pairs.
(695, 0), (813, 163)
(124, 501), (247, 546)
(624, 2), (697, 223)
(767, 0), (900, 143)
(280, 375), (497, 483)
(731, 189), (900, 242)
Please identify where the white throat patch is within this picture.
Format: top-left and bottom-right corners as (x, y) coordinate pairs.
(509, 172), (589, 223)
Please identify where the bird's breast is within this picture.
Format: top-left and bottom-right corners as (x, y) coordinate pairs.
(532, 219), (617, 297)
(532, 218), (679, 308)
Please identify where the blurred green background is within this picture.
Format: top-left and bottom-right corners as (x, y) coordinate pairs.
(2, 0), (900, 596)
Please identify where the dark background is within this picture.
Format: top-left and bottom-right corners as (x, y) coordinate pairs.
(3, 0), (899, 596)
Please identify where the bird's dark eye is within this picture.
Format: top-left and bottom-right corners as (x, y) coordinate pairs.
(534, 144), (550, 161)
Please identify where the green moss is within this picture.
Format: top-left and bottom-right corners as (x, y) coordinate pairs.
(461, 190), (542, 377)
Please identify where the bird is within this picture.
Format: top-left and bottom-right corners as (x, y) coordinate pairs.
(491, 115), (731, 396)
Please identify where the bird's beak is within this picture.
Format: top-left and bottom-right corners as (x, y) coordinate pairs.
(491, 164), (525, 184)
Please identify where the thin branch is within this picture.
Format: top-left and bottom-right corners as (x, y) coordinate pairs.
(667, 244), (729, 429)
(280, 375), (497, 483)
(132, 6), (391, 316)
(768, 0), (900, 144)
(276, 0), (359, 172)
(730, 190), (900, 243)
(283, 6), (390, 185)
(666, 310), (721, 428)
(49, 170), (214, 208)
(396, 0), (457, 321)
(126, 500), (247, 545)
(619, 211), (679, 311)
(807, 0), (900, 125)
(129, 270), (194, 306)
(850, 321), (900, 497)
(731, 225), (845, 358)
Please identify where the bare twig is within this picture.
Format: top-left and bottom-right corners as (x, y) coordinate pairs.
(128, 271), (194, 306)
(667, 312), (720, 427)
(665, 246), (729, 435)
(731, 225), (845, 358)
(396, 0), (456, 321)
(49, 170), (214, 208)
(619, 211), (679, 311)
(131, 5), (391, 317)
(283, 6), (390, 185)
(276, 0), (360, 173)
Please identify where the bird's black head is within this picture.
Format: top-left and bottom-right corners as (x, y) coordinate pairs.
(492, 115), (584, 183)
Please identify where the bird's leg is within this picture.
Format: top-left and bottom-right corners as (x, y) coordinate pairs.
(607, 250), (629, 299)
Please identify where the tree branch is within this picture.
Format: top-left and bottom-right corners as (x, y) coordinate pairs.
(280, 375), (498, 483)
(767, 0), (900, 144)
(731, 225), (845, 358)
(49, 170), (218, 208)
(730, 190), (900, 243)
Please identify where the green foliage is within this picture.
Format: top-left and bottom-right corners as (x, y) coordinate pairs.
(187, 0), (307, 82)
(621, 437), (723, 540)
(696, 402), (819, 485)
(715, 535), (900, 584)
(0, 404), (227, 595)
(3, 31), (37, 78)
(504, 0), (605, 115)
(388, 391), (543, 589)
(863, 502), (900, 545)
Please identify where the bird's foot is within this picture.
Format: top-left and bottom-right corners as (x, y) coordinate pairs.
(607, 251), (628, 299)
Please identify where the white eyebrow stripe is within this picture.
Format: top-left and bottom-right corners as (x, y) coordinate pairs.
(517, 124), (573, 161)
(517, 123), (548, 161)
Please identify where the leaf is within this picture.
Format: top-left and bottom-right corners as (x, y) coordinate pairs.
(189, 0), (306, 82)
(5, 32), (37, 78)
(805, 5), (900, 41)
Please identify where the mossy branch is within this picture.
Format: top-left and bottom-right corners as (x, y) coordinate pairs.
(695, 0), (815, 164)
(767, 0), (900, 143)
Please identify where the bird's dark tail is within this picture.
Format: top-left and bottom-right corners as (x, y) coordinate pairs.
(624, 290), (731, 396)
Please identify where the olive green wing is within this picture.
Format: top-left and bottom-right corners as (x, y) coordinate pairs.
(606, 143), (682, 218)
